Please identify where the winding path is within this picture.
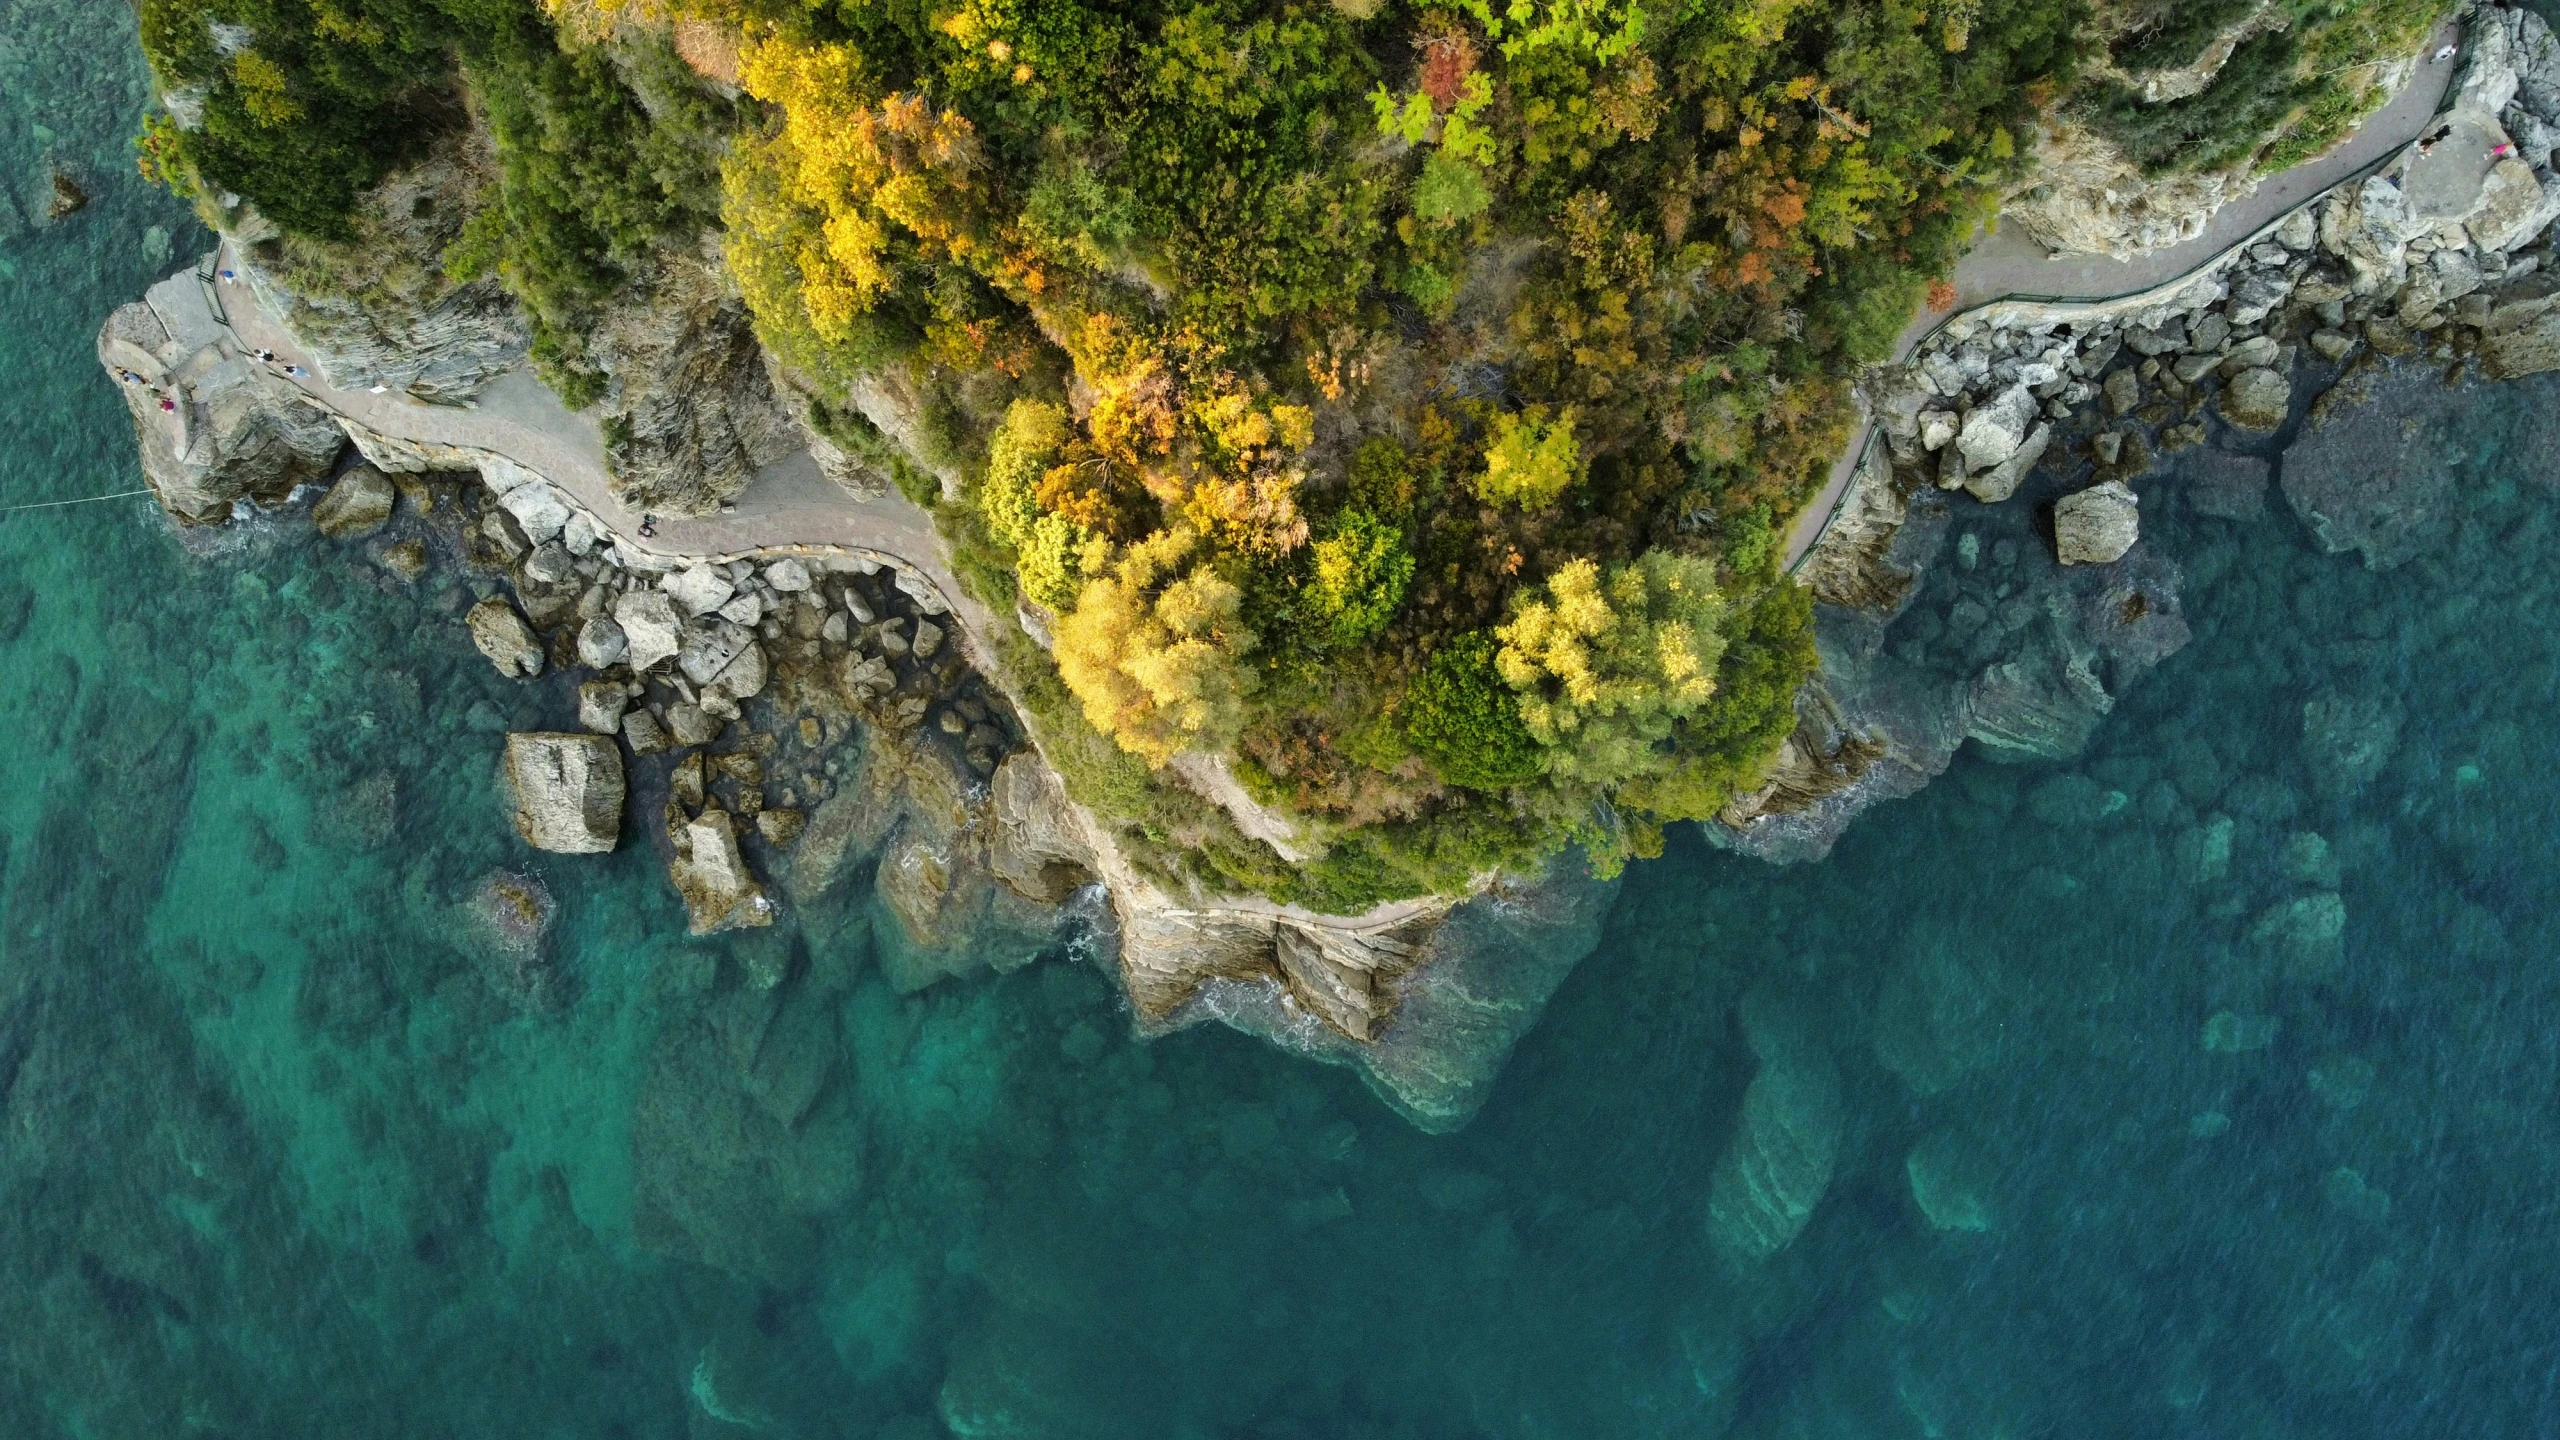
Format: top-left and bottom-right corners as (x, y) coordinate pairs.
(188, 24), (2462, 594)
(1779, 20), (2468, 571)
(199, 242), (968, 603)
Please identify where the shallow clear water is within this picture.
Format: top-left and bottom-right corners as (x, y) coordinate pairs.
(9, 9), (2560, 1438)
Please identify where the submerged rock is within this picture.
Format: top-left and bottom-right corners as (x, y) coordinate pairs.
(505, 732), (624, 854)
(1906, 1129), (1997, 1232)
(458, 870), (561, 1012)
(1705, 992), (1845, 1264)
(2281, 370), (2455, 569)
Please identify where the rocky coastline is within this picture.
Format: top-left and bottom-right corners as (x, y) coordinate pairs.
(98, 9), (2560, 1132)
(98, 243), (1609, 1132)
(1725, 6), (2560, 862)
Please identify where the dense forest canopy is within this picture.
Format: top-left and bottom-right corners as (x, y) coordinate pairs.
(130, 0), (2425, 908)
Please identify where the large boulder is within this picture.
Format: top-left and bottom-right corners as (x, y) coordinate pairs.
(662, 562), (736, 617)
(1950, 384), (2039, 478)
(2466, 158), (2560, 253)
(2218, 366), (2291, 431)
(668, 808), (774, 934)
(505, 732), (624, 853)
(613, 588), (683, 671)
(311, 464), (395, 537)
(466, 596), (544, 678)
(575, 613), (628, 669)
(677, 616), (757, 687)
(2053, 480), (2140, 565)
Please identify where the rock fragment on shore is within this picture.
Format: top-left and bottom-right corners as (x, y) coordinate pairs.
(506, 732), (625, 853)
(467, 596), (544, 677)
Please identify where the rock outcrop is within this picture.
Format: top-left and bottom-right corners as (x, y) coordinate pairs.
(592, 252), (800, 516)
(98, 266), (344, 522)
(505, 732), (624, 853)
(234, 136), (530, 402)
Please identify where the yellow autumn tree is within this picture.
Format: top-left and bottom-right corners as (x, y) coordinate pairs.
(1054, 529), (1257, 766)
(721, 34), (989, 373)
(1494, 550), (1728, 786)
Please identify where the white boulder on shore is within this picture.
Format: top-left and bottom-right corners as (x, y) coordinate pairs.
(506, 732), (624, 854)
(614, 589), (682, 672)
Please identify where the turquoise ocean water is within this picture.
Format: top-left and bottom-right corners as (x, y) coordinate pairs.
(9, 7), (2560, 1436)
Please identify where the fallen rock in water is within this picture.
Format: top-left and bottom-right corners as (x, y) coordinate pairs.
(2219, 367), (2291, 431)
(377, 539), (428, 581)
(46, 170), (87, 219)
(312, 465), (395, 538)
(466, 596), (543, 678)
(2054, 481), (2139, 565)
(613, 588), (682, 671)
(505, 732), (624, 853)
(668, 807), (774, 934)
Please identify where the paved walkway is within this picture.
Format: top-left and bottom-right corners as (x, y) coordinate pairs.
(203, 242), (967, 601)
(1780, 20), (2466, 570)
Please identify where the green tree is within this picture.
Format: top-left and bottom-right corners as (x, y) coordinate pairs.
(1473, 406), (1582, 508)
(1402, 632), (1546, 791)
(1495, 550), (1728, 787)
(1308, 510), (1414, 645)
